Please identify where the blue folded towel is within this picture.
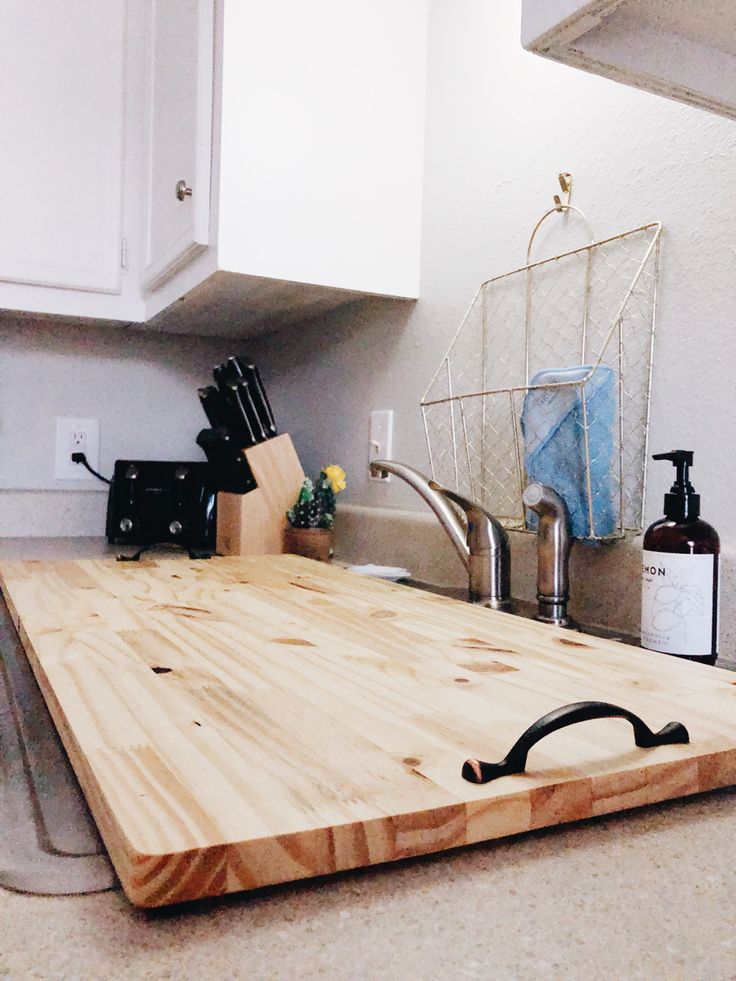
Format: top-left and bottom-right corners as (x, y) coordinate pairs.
(521, 365), (617, 539)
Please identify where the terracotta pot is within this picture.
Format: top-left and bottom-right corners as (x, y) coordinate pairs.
(284, 526), (334, 563)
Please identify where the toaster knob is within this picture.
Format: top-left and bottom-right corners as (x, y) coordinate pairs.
(169, 520), (183, 536)
(119, 517), (133, 533)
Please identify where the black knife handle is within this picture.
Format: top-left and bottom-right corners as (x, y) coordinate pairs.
(198, 387), (229, 429)
(229, 356), (277, 437)
(196, 428), (256, 494)
(214, 362), (265, 446)
(236, 379), (267, 441)
(462, 701), (690, 785)
(213, 362), (257, 448)
(224, 382), (258, 447)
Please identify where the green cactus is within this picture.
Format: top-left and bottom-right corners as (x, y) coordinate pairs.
(286, 470), (341, 529)
(314, 472), (336, 518)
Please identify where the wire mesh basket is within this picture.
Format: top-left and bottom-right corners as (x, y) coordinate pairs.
(421, 208), (662, 542)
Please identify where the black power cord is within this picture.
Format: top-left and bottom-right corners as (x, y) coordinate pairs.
(71, 452), (111, 485)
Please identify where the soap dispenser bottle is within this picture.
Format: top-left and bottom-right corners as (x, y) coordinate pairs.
(641, 451), (719, 665)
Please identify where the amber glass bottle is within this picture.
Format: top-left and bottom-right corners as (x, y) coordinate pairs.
(641, 451), (720, 666)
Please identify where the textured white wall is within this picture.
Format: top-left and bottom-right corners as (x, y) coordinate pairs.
(0, 315), (233, 535)
(251, 0), (736, 541)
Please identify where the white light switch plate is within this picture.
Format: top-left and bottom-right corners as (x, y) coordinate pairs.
(368, 409), (394, 481)
(54, 417), (100, 480)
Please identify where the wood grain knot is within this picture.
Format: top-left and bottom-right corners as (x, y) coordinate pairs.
(459, 638), (513, 653)
(289, 579), (330, 595)
(558, 637), (591, 649)
(273, 637), (316, 647)
(402, 757), (421, 767)
(370, 610), (398, 620)
(454, 677), (470, 684)
(458, 661), (518, 674)
(150, 604), (214, 619)
(151, 666), (172, 674)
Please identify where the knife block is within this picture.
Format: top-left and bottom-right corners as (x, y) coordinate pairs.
(216, 434), (305, 556)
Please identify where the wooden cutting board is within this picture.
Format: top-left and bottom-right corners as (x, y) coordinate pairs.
(1, 555), (735, 908)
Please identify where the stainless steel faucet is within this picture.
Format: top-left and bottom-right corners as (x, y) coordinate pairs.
(369, 460), (511, 609)
(522, 483), (573, 627)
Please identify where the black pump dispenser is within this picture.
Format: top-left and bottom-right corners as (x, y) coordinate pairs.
(652, 450), (700, 521)
(642, 449), (720, 665)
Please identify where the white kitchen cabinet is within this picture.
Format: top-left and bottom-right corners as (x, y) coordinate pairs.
(216, 0), (427, 301)
(522, 0), (736, 121)
(140, 0), (214, 291)
(0, 0), (126, 294)
(0, 0), (429, 336)
(144, 0), (430, 336)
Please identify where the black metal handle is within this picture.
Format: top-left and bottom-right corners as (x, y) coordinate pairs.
(462, 700), (689, 784)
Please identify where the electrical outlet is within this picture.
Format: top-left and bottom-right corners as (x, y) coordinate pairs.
(54, 417), (100, 480)
(368, 409), (394, 481)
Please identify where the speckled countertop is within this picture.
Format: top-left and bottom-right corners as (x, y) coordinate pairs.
(0, 539), (735, 980)
(1, 793), (736, 980)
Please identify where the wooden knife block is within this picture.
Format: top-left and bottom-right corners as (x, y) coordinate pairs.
(216, 434), (305, 556)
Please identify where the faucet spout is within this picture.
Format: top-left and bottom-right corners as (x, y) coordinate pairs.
(370, 460), (510, 609)
(523, 483), (573, 626)
(369, 461), (468, 567)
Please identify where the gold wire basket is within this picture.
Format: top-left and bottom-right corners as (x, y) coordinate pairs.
(421, 190), (662, 542)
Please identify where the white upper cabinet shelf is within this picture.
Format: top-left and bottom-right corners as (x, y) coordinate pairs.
(522, 0), (736, 121)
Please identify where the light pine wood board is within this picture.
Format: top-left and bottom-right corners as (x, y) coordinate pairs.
(1, 555), (735, 908)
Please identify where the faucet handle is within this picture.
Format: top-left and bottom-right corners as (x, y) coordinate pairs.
(429, 480), (511, 606)
(429, 480), (480, 521)
(429, 482), (480, 517)
(428, 481), (508, 553)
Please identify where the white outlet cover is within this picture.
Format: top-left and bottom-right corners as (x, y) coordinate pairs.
(54, 417), (100, 480)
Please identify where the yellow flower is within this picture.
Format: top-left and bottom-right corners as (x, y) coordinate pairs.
(323, 464), (347, 493)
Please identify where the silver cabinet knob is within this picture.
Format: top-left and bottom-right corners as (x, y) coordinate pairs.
(119, 517), (133, 533)
(169, 520), (183, 536)
(175, 179), (193, 201)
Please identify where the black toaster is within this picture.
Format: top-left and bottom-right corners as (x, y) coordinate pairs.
(106, 461), (217, 554)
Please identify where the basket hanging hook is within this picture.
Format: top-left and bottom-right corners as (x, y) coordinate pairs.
(526, 172), (594, 265)
(554, 172), (572, 211)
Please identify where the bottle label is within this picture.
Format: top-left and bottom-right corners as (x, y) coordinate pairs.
(641, 550), (719, 656)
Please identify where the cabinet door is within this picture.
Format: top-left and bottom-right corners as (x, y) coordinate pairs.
(0, 0), (125, 293)
(217, 0), (428, 299)
(141, 0), (214, 291)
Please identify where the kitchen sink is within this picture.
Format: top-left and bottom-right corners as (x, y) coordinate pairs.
(401, 579), (641, 647)
(402, 578), (735, 670)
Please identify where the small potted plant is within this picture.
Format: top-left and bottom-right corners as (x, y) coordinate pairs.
(285, 465), (346, 562)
